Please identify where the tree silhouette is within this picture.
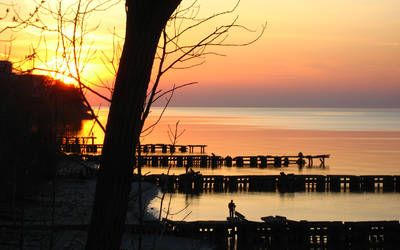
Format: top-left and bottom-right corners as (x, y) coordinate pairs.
(2, 0), (265, 249)
(86, 1), (183, 249)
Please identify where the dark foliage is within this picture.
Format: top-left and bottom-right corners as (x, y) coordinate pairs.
(0, 61), (90, 201)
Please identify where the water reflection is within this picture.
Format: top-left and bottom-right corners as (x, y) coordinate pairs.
(79, 107), (400, 221)
(149, 191), (400, 222)
(138, 164), (330, 176)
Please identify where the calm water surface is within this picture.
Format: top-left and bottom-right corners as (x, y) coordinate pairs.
(79, 107), (400, 221)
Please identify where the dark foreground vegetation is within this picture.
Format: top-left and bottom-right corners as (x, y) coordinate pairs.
(0, 60), (91, 201)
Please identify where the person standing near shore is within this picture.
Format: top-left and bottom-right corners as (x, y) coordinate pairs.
(228, 200), (236, 218)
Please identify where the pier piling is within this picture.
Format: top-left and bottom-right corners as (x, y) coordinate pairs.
(141, 174), (399, 193)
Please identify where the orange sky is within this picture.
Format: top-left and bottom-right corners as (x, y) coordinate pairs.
(2, 0), (399, 107)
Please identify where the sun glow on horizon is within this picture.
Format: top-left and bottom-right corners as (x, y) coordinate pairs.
(33, 70), (78, 86)
(30, 56), (114, 88)
(1, 0), (399, 107)
(31, 58), (79, 86)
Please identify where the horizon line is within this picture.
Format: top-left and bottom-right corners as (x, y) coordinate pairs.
(93, 104), (400, 109)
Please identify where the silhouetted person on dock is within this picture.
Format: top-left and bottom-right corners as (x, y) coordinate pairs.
(283, 157), (289, 166)
(228, 200), (236, 218)
(188, 167), (195, 175)
(296, 152), (305, 166)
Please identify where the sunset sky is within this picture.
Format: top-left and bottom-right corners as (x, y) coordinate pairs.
(2, 0), (400, 107)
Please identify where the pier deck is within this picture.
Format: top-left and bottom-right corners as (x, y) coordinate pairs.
(161, 218), (400, 249)
(140, 174), (400, 193)
(57, 137), (329, 168)
(2, 219), (398, 249)
(134, 154), (329, 168)
(57, 137), (207, 154)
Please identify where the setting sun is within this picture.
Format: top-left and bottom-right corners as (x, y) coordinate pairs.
(33, 60), (79, 86)
(1, 0), (400, 249)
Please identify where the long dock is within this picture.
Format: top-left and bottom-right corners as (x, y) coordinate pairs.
(57, 137), (329, 168)
(2, 219), (398, 249)
(139, 144), (207, 154)
(134, 154), (329, 168)
(57, 137), (207, 154)
(160, 218), (400, 249)
(56, 136), (102, 154)
(139, 174), (400, 193)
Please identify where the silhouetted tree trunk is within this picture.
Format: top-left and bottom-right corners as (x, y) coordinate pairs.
(86, 1), (181, 249)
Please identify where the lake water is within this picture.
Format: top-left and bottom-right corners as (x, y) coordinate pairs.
(79, 107), (400, 221)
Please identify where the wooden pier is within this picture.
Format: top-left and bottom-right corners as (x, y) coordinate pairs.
(139, 144), (207, 154)
(56, 136), (102, 154)
(57, 137), (207, 155)
(160, 218), (400, 249)
(133, 154), (329, 168)
(57, 137), (328, 168)
(2, 219), (399, 249)
(140, 174), (400, 193)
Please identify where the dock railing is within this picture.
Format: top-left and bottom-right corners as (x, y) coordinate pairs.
(141, 174), (400, 193)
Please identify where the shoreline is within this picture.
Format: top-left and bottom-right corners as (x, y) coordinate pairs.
(54, 156), (161, 225)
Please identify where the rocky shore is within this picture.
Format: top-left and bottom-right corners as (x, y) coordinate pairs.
(0, 155), (212, 249)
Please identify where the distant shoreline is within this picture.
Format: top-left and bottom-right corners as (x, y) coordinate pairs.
(92, 104), (400, 109)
